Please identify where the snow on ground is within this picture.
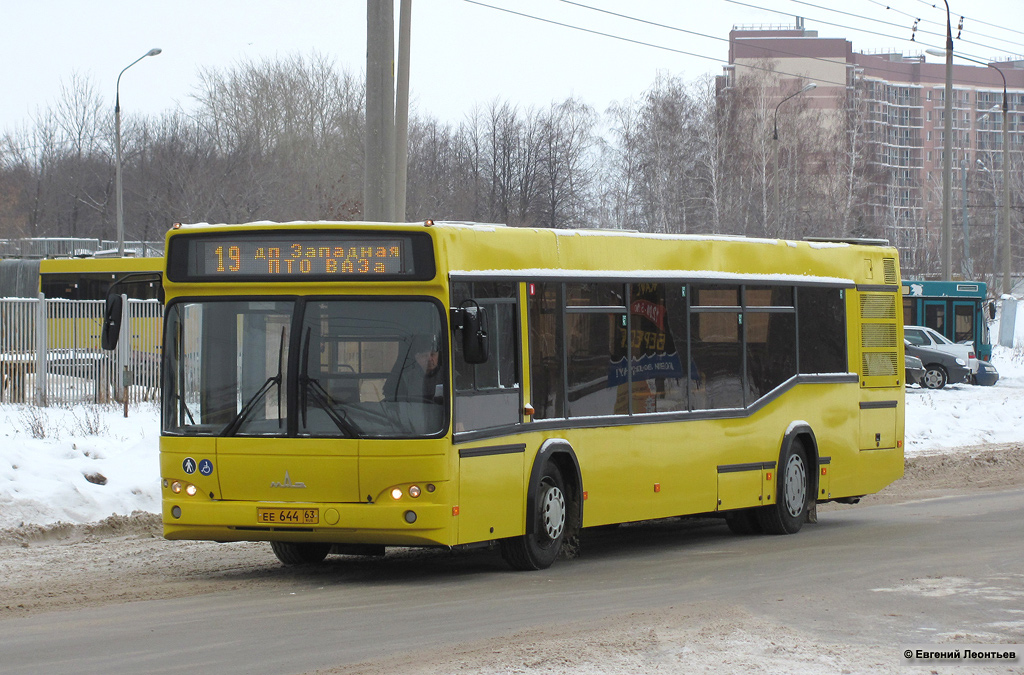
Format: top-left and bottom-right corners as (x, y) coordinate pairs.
(1, 347), (1023, 530)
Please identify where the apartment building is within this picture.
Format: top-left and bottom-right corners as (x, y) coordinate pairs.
(721, 22), (1024, 277)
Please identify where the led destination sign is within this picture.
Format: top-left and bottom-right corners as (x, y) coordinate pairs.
(167, 231), (435, 282)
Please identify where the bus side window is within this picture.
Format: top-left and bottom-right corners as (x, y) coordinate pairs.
(452, 281), (520, 432)
(690, 284), (743, 410)
(797, 287), (847, 374)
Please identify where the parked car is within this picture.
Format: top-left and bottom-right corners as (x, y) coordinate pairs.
(905, 354), (925, 387)
(974, 360), (999, 386)
(904, 325), (978, 374)
(904, 340), (971, 389)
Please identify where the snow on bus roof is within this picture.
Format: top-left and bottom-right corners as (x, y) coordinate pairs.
(172, 221), (859, 247)
(449, 269), (854, 285)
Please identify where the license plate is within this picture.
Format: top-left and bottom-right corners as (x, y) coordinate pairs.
(257, 508), (319, 525)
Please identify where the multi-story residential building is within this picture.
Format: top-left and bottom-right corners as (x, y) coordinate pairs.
(720, 22), (1024, 278)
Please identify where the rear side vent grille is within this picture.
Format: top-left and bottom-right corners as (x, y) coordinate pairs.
(859, 290), (900, 387)
(862, 352), (898, 377)
(861, 294), (896, 319)
(862, 323), (897, 348)
(883, 258), (898, 285)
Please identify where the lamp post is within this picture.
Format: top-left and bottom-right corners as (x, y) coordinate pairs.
(773, 82), (816, 234)
(991, 65), (1013, 296)
(115, 48), (161, 257)
(927, 49), (1012, 293)
(977, 159), (1000, 283)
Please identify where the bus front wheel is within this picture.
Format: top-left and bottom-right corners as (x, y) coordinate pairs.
(500, 463), (567, 570)
(758, 440), (809, 535)
(270, 541), (331, 565)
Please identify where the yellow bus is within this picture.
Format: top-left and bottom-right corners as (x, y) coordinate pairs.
(39, 256), (163, 302)
(144, 221), (904, 570)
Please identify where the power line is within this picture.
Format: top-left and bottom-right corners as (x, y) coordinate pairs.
(464, 0), (850, 86)
(561, 0), (973, 87)
(852, 0), (1024, 52)
(470, 0), (1019, 93)
(913, 0), (1024, 40)
(724, 0), (990, 63)
(725, 0), (1024, 87)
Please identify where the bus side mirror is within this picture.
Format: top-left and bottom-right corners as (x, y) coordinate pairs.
(101, 294), (123, 351)
(453, 302), (489, 364)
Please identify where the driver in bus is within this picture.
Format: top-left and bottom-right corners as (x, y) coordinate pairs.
(386, 334), (444, 403)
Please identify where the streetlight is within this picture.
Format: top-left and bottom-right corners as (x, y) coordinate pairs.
(927, 48), (1012, 293)
(977, 159), (1000, 283)
(115, 48), (161, 258)
(773, 82), (816, 234)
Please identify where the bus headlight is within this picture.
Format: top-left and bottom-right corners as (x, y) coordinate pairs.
(391, 488), (403, 500)
(185, 484), (198, 496)
(409, 485), (421, 498)
(171, 481), (182, 494)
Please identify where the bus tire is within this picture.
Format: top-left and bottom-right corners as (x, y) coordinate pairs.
(725, 508), (762, 535)
(500, 463), (567, 570)
(270, 541), (331, 565)
(758, 439), (809, 535)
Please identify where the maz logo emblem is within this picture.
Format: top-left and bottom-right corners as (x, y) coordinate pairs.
(270, 471), (307, 489)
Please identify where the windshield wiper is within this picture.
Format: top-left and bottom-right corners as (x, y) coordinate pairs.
(300, 374), (360, 437)
(299, 327), (360, 437)
(222, 374), (280, 436)
(222, 327), (285, 436)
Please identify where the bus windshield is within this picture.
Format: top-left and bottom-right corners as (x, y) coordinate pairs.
(163, 298), (447, 438)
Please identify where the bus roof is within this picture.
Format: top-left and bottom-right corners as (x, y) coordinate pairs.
(166, 221), (899, 288)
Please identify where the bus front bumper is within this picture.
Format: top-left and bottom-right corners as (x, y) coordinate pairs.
(162, 499), (454, 547)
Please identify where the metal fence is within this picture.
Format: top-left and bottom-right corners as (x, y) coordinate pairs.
(0, 237), (164, 258)
(0, 296), (162, 406)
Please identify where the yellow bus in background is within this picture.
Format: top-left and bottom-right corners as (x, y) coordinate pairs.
(151, 221), (904, 570)
(40, 256), (163, 354)
(39, 256), (162, 301)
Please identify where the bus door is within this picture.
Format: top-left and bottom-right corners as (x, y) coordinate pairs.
(922, 300), (947, 338)
(952, 301), (976, 346)
(451, 280), (526, 545)
(857, 289), (900, 451)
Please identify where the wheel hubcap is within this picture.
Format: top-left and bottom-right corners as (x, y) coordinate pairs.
(924, 370), (942, 388)
(541, 484), (566, 540)
(784, 453), (807, 518)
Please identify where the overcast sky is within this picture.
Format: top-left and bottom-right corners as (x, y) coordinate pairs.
(3, 0), (1024, 132)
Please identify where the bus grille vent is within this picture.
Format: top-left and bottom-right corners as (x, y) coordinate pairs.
(860, 294), (896, 319)
(883, 258), (897, 285)
(862, 352), (898, 377)
(862, 323), (897, 348)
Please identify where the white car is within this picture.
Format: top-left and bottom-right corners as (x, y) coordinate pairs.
(904, 325), (978, 374)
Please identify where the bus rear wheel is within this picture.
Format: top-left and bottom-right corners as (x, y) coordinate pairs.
(270, 541), (331, 565)
(757, 440), (809, 535)
(500, 463), (567, 570)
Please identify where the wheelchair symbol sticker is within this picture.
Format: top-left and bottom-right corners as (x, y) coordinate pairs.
(182, 457), (196, 474)
(198, 459), (214, 476)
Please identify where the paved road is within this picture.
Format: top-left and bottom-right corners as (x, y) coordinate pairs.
(4, 489), (1023, 674)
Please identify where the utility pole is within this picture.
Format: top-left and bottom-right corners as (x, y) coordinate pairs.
(940, 0), (954, 280)
(364, 0), (396, 221)
(394, 0), (412, 222)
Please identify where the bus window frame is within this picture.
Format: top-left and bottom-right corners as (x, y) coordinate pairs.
(162, 293), (452, 439)
(509, 277), (854, 438)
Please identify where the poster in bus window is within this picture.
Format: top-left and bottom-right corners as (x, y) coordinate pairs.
(609, 283), (684, 413)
